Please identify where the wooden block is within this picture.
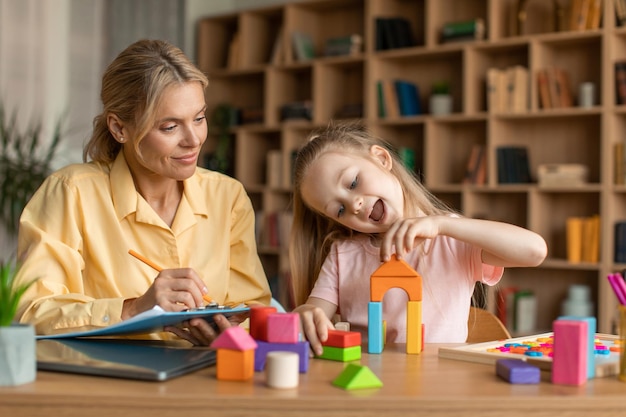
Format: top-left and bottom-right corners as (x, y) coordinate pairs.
(552, 319), (588, 385)
(406, 300), (422, 354)
(496, 359), (540, 384)
(211, 326), (257, 351)
(323, 329), (361, 348)
(558, 316), (596, 379)
(249, 305), (277, 341)
(254, 340), (309, 373)
(266, 312), (299, 344)
(216, 348), (255, 381)
(368, 301), (384, 354)
(332, 364), (383, 390)
(266, 351), (299, 389)
(317, 345), (361, 362)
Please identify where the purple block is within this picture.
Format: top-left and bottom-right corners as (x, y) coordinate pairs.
(496, 359), (540, 384)
(254, 340), (309, 373)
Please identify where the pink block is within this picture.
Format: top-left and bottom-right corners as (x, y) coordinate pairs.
(266, 312), (300, 343)
(552, 319), (587, 386)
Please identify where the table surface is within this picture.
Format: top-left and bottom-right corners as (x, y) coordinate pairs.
(2, 343), (626, 417)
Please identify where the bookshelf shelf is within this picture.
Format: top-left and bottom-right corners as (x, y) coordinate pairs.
(197, 0), (623, 333)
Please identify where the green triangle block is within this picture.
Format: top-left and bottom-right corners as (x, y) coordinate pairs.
(332, 363), (383, 390)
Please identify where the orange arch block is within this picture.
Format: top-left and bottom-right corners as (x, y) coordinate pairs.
(370, 255), (422, 302)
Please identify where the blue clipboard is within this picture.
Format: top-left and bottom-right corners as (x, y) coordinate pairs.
(36, 305), (250, 339)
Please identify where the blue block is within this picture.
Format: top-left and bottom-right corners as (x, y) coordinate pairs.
(558, 315), (596, 379)
(496, 359), (540, 384)
(368, 301), (383, 354)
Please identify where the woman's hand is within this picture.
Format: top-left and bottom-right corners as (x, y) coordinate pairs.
(164, 313), (248, 346)
(293, 301), (335, 356)
(122, 267), (210, 319)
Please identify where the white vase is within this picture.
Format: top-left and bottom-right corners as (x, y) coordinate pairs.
(0, 324), (36, 386)
(430, 94), (453, 115)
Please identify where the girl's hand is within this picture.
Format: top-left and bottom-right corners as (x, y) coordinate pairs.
(380, 216), (441, 262)
(293, 303), (335, 356)
(122, 267), (209, 319)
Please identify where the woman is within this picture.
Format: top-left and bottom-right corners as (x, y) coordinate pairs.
(15, 39), (271, 345)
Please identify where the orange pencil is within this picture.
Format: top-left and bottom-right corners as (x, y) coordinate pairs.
(128, 249), (214, 304)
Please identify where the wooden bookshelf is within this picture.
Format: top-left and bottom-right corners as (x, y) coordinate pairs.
(196, 0), (624, 334)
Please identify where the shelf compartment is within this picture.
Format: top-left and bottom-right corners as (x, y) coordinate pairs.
(204, 72), (265, 126)
(369, 0), (425, 50)
(489, 114), (601, 184)
(500, 267), (599, 334)
(314, 59), (365, 122)
(285, 0), (365, 64)
(426, 0), (487, 47)
(424, 118), (487, 187)
(463, 190), (528, 228)
(235, 129), (281, 189)
(370, 50), (464, 118)
(197, 15), (239, 71)
(491, 0), (558, 39)
(266, 67), (313, 126)
(239, 7), (284, 68)
(531, 189), (601, 261)
(370, 122), (425, 181)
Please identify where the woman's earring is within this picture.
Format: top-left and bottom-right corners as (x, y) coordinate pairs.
(118, 137), (125, 143)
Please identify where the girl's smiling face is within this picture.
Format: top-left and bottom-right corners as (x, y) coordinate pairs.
(300, 145), (405, 233)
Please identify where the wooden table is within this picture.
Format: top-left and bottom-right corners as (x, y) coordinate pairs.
(2, 343), (626, 417)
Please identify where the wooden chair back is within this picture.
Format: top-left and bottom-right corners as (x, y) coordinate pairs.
(466, 306), (511, 343)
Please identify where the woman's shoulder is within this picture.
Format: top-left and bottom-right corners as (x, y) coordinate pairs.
(193, 166), (244, 188)
(47, 161), (111, 185)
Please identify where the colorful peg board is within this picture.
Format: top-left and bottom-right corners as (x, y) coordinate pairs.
(438, 333), (622, 378)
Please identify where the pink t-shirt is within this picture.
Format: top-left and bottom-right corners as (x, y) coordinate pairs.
(309, 234), (504, 343)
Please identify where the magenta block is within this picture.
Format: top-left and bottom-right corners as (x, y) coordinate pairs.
(552, 319), (588, 386)
(266, 312), (300, 343)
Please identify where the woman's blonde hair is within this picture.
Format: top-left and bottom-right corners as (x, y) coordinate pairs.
(289, 122), (454, 305)
(83, 39), (209, 163)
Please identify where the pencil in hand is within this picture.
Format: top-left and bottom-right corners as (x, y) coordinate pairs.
(127, 249), (215, 304)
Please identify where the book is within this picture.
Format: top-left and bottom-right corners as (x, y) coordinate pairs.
(615, 61), (626, 105)
(376, 80), (386, 118)
(36, 305), (250, 339)
(292, 31), (315, 61)
(463, 144), (486, 185)
(382, 79), (401, 119)
(554, 68), (573, 107)
(441, 18), (485, 43)
(616, 0), (626, 27)
(394, 80), (421, 116)
(496, 146), (531, 184)
(585, 0), (602, 29)
(536, 69), (552, 109)
(506, 66), (529, 113)
(486, 68), (507, 113)
(615, 142), (625, 185)
(570, 0), (591, 31)
(566, 216), (584, 263)
(615, 221), (626, 263)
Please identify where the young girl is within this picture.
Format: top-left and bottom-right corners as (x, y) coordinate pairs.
(290, 123), (547, 355)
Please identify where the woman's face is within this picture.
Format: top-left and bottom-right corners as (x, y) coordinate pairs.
(300, 145), (405, 234)
(124, 82), (207, 182)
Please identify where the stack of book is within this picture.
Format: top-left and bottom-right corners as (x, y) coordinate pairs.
(324, 34), (363, 57)
(486, 66), (529, 113)
(440, 18), (485, 43)
(496, 146), (531, 184)
(496, 287), (537, 335)
(374, 17), (415, 51)
(566, 215), (600, 263)
(376, 79), (421, 119)
(536, 67), (573, 109)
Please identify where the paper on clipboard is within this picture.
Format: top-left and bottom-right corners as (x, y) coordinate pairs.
(36, 305), (250, 339)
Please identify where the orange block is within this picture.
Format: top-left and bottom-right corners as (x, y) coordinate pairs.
(370, 255), (422, 302)
(216, 349), (255, 381)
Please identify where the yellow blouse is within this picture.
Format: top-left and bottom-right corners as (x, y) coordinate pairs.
(15, 153), (270, 335)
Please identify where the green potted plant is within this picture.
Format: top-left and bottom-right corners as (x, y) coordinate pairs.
(429, 81), (453, 116)
(0, 259), (37, 386)
(0, 103), (62, 237)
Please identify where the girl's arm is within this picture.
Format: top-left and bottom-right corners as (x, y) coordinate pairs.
(292, 296), (337, 356)
(381, 215), (548, 267)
